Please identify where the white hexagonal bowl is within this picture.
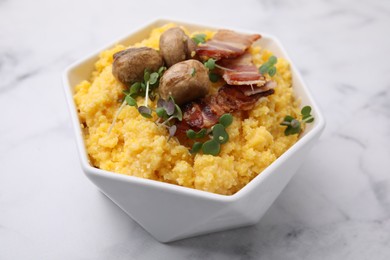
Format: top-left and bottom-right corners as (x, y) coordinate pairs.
(63, 18), (325, 243)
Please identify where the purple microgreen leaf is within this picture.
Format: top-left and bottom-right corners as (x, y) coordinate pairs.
(157, 98), (166, 108)
(138, 106), (152, 118)
(168, 125), (177, 140)
(164, 100), (175, 116)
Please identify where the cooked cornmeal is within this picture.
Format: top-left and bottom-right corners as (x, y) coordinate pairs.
(74, 24), (300, 195)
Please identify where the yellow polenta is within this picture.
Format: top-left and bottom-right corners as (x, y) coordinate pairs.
(74, 24), (300, 195)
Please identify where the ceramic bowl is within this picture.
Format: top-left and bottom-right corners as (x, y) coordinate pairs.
(63, 18), (325, 242)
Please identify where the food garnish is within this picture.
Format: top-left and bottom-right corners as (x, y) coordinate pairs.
(110, 28), (285, 155)
(280, 106), (314, 135)
(190, 68), (196, 77)
(155, 96), (182, 139)
(204, 57), (240, 83)
(259, 56), (278, 77)
(192, 33), (207, 45)
(208, 72), (220, 83)
(186, 113), (233, 156)
(108, 66), (166, 134)
(204, 58), (234, 72)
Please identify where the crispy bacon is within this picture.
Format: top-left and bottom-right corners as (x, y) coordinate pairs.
(239, 81), (277, 96)
(217, 53), (266, 86)
(178, 84), (274, 131)
(196, 30), (261, 60)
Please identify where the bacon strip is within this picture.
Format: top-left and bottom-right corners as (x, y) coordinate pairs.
(196, 30), (261, 60)
(217, 53), (266, 86)
(178, 84), (274, 131)
(238, 81), (277, 96)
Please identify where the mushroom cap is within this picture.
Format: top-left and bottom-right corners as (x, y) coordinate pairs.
(159, 59), (210, 105)
(159, 27), (196, 67)
(112, 47), (163, 85)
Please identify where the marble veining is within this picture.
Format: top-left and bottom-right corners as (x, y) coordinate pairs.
(1, 0), (390, 259)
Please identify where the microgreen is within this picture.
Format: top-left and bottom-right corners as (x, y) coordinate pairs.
(149, 72), (159, 85)
(168, 125), (177, 141)
(174, 104), (183, 121)
(138, 106), (152, 118)
(192, 33), (207, 45)
(209, 72), (220, 83)
(212, 124), (229, 144)
(154, 96), (183, 140)
(301, 106), (314, 123)
(155, 107), (167, 118)
(185, 113), (233, 156)
(190, 142), (203, 154)
(202, 139), (221, 156)
(204, 58), (216, 70)
(158, 66), (166, 76)
(280, 106), (314, 136)
(186, 128), (207, 140)
(259, 55), (278, 77)
(144, 70), (150, 82)
(219, 113), (233, 128)
(191, 68), (196, 77)
(268, 66), (277, 77)
(108, 66), (166, 135)
(129, 82), (140, 96)
(125, 95), (137, 107)
(204, 58), (236, 81)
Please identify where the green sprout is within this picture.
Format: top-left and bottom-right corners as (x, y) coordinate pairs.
(192, 33), (207, 45)
(187, 113), (233, 156)
(190, 68), (196, 77)
(155, 96), (183, 140)
(259, 56), (278, 77)
(108, 66), (166, 134)
(209, 72), (220, 83)
(204, 58), (216, 70)
(204, 58), (236, 83)
(280, 106), (314, 136)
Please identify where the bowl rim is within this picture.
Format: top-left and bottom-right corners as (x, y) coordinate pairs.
(62, 17), (326, 203)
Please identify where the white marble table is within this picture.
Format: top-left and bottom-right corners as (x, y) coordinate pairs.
(1, 0), (389, 259)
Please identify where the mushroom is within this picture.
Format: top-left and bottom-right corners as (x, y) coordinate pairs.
(159, 27), (197, 67)
(159, 59), (210, 105)
(112, 47), (163, 85)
